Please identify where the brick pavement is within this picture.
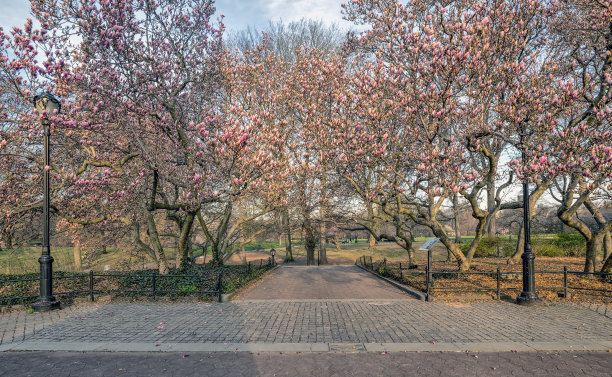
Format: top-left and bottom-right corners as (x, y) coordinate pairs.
(0, 300), (610, 348)
(0, 303), (103, 345)
(0, 265), (610, 354)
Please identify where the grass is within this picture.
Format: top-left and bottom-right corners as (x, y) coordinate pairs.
(0, 246), (180, 274)
(0, 247), (77, 274)
(0, 232), (589, 274)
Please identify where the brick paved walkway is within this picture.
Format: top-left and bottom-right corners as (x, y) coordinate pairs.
(235, 265), (411, 300)
(0, 264), (611, 354)
(1, 300), (611, 351)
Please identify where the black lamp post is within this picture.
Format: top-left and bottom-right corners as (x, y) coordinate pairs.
(31, 92), (61, 312)
(517, 129), (541, 305)
(270, 248), (276, 266)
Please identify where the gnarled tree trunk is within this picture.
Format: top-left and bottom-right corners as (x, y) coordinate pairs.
(283, 207), (294, 262)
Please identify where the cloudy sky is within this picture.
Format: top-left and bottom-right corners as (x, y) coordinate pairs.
(0, 0), (353, 33)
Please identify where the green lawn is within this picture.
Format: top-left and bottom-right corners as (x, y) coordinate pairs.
(0, 232), (585, 274)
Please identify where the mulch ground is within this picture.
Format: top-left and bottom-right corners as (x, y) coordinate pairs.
(372, 256), (611, 303)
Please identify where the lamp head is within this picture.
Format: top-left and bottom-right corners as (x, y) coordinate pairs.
(33, 92), (61, 117)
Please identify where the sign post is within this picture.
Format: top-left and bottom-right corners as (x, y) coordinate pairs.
(419, 238), (439, 302)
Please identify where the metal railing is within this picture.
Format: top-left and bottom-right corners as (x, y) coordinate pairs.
(358, 256), (612, 302)
(0, 257), (275, 306)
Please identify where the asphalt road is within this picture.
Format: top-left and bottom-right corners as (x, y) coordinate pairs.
(1, 350), (611, 377)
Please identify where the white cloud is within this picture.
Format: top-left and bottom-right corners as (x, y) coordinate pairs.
(0, 0), (32, 32)
(262, 0), (351, 29)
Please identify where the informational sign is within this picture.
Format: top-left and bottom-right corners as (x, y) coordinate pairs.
(418, 237), (440, 251)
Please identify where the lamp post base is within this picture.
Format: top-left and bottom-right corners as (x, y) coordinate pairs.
(32, 297), (61, 312)
(516, 292), (541, 305)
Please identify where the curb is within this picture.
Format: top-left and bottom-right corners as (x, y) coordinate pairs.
(355, 263), (426, 301)
(2, 340), (610, 353)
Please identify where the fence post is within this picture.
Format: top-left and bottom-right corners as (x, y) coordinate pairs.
(89, 270), (94, 302)
(399, 262), (403, 280)
(383, 258), (387, 267)
(217, 272), (223, 303)
(563, 266), (568, 298)
(425, 266), (430, 302)
(152, 271), (157, 301)
(369, 256), (373, 270)
(496, 268), (501, 300)
(248, 261), (251, 275)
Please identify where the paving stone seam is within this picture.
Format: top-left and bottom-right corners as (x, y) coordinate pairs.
(1, 340), (611, 353)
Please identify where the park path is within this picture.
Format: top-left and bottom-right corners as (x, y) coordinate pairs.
(233, 265), (412, 300)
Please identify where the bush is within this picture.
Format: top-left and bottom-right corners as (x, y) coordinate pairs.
(459, 236), (506, 258)
(552, 232), (585, 257)
(532, 242), (566, 257)
(377, 265), (390, 276)
(458, 234), (586, 258)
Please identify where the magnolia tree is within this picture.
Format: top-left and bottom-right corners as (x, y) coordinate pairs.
(229, 20), (348, 265)
(0, 0), (284, 272)
(340, 0), (559, 270)
(540, 0), (612, 273)
(23, 0), (227, 271)
(0, 17), (108, 251)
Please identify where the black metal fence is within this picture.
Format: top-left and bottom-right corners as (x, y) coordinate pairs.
(0, 258), (275, 306)
(358, 256), (612, 302)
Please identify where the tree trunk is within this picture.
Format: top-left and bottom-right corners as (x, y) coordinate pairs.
(429, 220), (470, 271)
(584, 200), (612, 265)
(319, 220), (328, 264)
(366, 201), (378, 250)
(486, 180), (496, 237)
(318, 173), (329, 265)
(584, 228), (611, 273)
(603, 231), (611, 265)
(407, 247), (416, 267)
(73, 239), (82, 271)
(601, 248), (612, 273)
(507, 183), (547, 264)
(2, 232), (13, 250)
(278, 211), (283, 247)
(176, 212), (196, 270)
(303, 218), (316, 266)
(585, 237), (599, 274)
(145, 210), (169, 274)
(332, 237), (341, 251)
(319, 203), (328, 265)
(507, 222), (525, 265)
(283, 207), (294, 262)
(368, 234), (376, 250)
(452, 194), (462, 244)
